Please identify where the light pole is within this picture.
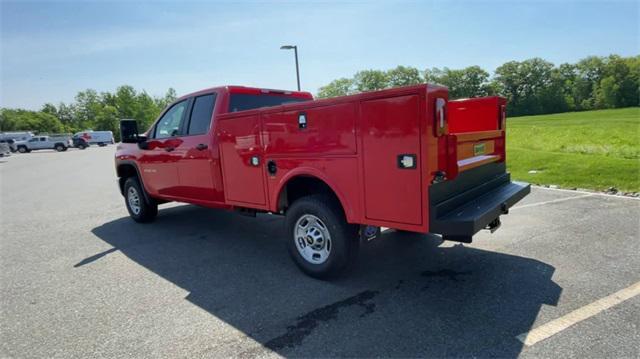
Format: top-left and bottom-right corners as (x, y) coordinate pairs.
(280, 45), (300, 91)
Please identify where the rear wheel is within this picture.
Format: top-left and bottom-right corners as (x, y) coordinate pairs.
(55, 144), (65, 152)
(124, 177), (158, 223)
(286, 195), (358, 279)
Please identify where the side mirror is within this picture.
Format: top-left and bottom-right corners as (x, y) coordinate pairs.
(120, 119), (140, 143)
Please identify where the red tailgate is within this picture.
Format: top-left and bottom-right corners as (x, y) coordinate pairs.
(438, 97), (506, 180)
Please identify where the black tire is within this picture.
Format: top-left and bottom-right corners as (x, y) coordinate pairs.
(78, 144), (87, 150)
(17, 146), (28, 153)
(285, 194), (359, 279)
(124, 177), (158, 223)
(55, 144), (65, 152)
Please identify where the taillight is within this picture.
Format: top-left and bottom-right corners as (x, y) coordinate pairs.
(435, 98), (447, 136)
(499, 105), (506, 130)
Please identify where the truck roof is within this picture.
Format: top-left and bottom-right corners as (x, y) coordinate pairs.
(176, 85), (313, 102)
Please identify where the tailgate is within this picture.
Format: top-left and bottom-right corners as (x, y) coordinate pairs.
(439, 97), (506, 179)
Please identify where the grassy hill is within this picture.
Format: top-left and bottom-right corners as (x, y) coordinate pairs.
(506, 107), (640, 192)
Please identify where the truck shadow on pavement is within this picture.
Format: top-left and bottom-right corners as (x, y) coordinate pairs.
(89, 204), (561, 357)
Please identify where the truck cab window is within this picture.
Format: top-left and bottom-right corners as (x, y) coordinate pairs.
(228, 94), (308, 112)
(187, 94), (216, 135)
(155, 100), (188, 139)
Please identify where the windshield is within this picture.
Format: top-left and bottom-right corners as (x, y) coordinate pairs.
(228, 93), (309, 112)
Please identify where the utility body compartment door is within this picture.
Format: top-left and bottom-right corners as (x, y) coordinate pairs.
(217, 114), (268, 207)
(361, 94), (423, 225)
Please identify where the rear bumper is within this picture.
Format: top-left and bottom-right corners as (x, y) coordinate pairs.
(429, 162), (530, 239)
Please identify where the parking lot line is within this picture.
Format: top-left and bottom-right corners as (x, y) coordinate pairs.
(511, 194), (594, 210)
(516, 281), (640, 346)
(534, 186), (640, 200)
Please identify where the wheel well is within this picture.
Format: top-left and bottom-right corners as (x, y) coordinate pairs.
(278, 176), (344, 215)
(117, 164), (138, 195)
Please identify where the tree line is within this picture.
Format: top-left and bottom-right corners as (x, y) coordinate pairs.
(0, 86), (177, 139)
(318, 54), (639, 116)
(1, 54), (637, 138)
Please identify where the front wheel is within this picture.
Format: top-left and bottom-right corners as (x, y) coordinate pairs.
(17, 146), (28, 153)
(124, 177), (158, 223)
(285, 195), (358, 279)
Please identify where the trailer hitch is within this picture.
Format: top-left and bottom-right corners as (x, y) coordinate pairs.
(486, 217), (502, 233)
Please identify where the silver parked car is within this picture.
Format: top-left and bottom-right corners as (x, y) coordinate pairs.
(0, 142), (11, 157)
(14, 135), (73, 153)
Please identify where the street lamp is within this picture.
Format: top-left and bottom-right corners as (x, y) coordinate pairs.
(280, 45), (300, 91)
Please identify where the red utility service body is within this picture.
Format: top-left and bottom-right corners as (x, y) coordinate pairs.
(116, 84), (529, 239)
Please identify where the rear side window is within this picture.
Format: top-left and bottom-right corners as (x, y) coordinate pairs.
(187, 94), (216, 135)
(228, 94), (308, 112)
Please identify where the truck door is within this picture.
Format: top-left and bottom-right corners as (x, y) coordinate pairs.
(361, 95), (423, 225)
(27, 137), (41, 149)
(217, 114), (268, 207)
(173, 93), (224, 203)
(138, 100), (189, 197)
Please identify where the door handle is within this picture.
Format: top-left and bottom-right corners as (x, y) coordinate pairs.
(195, 143), (208, 151)
(165, 146), (175, 152)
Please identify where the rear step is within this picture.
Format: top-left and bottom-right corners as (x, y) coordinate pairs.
(429, 162), (530, 241)
(431, 180), (530, 240)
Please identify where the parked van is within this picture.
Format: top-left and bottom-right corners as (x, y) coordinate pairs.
(73, 131), (114, 146)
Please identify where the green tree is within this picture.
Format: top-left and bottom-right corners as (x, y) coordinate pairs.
(493, 58), (567, 115)
(56, 103), (77, 131)
(387, 66), (423, 87)
(113, 85), (140, 120)
(158, 88), (177, 109)
(94, 105), (120, 139)
(0, 109), (64, 133)
(353, 70), (389, 92)
(426, 66), (491, 99)
(317, 78), (354, 98)
(74, 89), (103, 130)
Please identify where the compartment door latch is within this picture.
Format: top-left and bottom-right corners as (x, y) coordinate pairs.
(397, 154), (417, 169)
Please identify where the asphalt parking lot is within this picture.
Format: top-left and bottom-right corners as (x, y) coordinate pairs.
(1, 146), (639, 358)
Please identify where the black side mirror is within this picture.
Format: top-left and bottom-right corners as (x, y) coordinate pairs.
(120, 119), (140, 143)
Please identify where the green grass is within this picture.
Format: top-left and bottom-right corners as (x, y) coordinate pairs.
(506, 107), (640, 192)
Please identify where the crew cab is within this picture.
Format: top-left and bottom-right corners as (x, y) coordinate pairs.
(116, 85), (530, 278)
(16, 135), (72, 153)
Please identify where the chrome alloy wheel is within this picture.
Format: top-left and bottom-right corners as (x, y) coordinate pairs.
(127, 186), (141, 215)
(294, 214), (332, 264)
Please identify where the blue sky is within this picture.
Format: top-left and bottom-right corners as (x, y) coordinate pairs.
(1, 0), (638, 109)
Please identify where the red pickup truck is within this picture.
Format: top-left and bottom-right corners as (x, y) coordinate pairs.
(116, 84), (529, 278)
